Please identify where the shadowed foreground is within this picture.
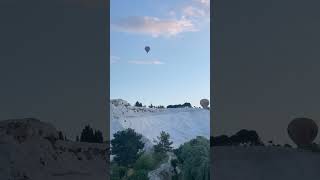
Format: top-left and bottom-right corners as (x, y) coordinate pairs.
(0, 118), (108, 180)
(212, 146), (320, 180)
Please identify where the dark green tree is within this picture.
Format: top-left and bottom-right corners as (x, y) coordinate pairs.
(110, 164), (128, 180)
(127, 170), (148, 180)
(154, 131), (173, 153)
(135, 101), (142, 107)
(80, 125), (95, 143)
(94, 130), (104, 143)
(79, 125), (104, 143)
(111, 128), (144, 167)
(174, 136), (210, 180)
(58, 131), (64, 140)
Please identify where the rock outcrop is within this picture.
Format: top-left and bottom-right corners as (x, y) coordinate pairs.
(0, 118), (108, 180)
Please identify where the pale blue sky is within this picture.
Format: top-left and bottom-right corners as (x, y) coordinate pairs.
(110, 0), (210, 107)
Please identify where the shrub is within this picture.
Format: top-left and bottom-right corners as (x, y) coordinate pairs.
(127, 170), (148, 180)
(174, 136), (210, 180)
(80, 125), (104, 143)
(133, 153), (156, 171)
(154, 131), (173, 153)
(110, 164), (128, 180)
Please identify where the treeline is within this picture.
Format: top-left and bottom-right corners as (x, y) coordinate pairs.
(167, 102), (192, 108)
(210, 129), (294, 148)
(134, 101), (193, 109)
(76, 125), (104, 143)
(55, 125), (104, 144)
(211, 129), (264, 146)
(134, 101), (165, 109)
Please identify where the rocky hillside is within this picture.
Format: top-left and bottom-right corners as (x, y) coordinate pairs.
(0, 118), (108, 180)
(110, 99), (210, 148)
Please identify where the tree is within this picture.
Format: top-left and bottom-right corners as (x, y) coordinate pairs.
(171, 159), (179, 174)
(58, 131), (64, 140)
(111, 128), (144, 167)
(211, 129), (264, 147)
(127, 170), (148, 180)
(174, 136), (210, 180)
(79, 125), (103, 143)
(94, 130), (104, 143)
(133, 153), (156, 171)
(110, 164), (128, 180)
(135, 101), (142, 107)
(154, 131), (173, 153)
(167, 102), (192, 108)
(80, 125), (95, 143)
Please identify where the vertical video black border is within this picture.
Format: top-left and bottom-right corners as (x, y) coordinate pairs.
(106, 0), (110, 178)
(210, 1), (215, 179)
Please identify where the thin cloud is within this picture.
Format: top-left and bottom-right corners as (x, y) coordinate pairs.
(182, 6), (206, 18)
(111, 0), (209, 38)
(128, 60), (165, 65)
(182, 1), (210, 25)
(195, 0), (210, 7)
(111, 56), (120, 64)
(111, 16), (197, 38)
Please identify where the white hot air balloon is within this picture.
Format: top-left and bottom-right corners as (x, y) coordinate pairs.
(200, 99), (209, 109)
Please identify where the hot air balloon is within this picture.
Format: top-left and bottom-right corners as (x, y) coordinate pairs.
(200, 99), (209, 109)
(287, 117), (318, 148)
(145, 46), (150, 53)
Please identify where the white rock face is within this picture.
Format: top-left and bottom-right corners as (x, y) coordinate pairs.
(110, 99), (210, 149)
(0, 118), (108, 180)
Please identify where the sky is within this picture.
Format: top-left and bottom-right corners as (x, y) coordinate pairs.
(212, 0), (320, 145)
(110, 0), (210, 107)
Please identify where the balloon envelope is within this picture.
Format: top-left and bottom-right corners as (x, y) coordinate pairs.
(200, 99), (209, 109)
(145, 46), (150, 53)
(287, 117), (318, 147)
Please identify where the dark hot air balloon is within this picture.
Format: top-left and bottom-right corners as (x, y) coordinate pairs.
(287, 117), (318, 148)
(145, 46), (150, 53)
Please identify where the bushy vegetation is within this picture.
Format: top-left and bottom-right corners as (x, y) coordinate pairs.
(211, 129), (264, 146)
(173, 136), (210, 180)
(167, 102), (192, 108)
(111, 163), (128, 180)
(110, 129), (169, 180)
(133, 153), (156, 171)
(111, 128), (144, 167)
(127, 170), (148, 180)
(148, 104), (165, 109)
(110, 129), (211, 180)
(135, 101), (143, 107)
(79, 125), (104, 143)
(58, 131), (68, 141)
(153, 131), (173, 153)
